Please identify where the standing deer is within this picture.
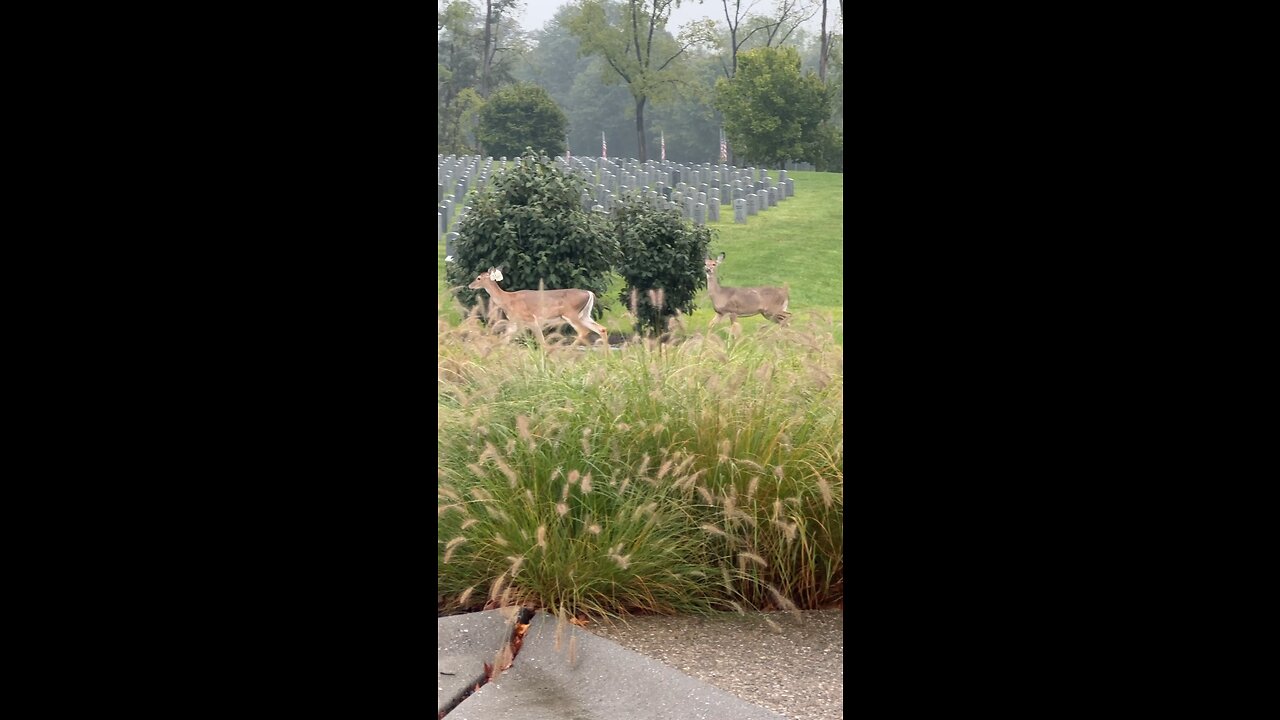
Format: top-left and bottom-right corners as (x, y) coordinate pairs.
(704, 252), (791, 328)
(467, 267), (609, 346)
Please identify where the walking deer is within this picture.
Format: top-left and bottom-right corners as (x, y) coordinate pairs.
(704, 252), (791, 328)
(467, 267), (609, 346)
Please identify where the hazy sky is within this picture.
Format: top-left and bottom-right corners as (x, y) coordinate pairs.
(513, 0), (828, 35)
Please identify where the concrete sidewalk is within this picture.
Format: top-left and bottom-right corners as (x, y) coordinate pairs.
(438, 609), (795, 719)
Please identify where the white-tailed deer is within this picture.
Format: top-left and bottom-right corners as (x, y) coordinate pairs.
(704, 252), (791, 328)
(467, 267), (608, 345)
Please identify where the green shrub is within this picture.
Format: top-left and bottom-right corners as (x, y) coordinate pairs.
(612, 195), (712, 337)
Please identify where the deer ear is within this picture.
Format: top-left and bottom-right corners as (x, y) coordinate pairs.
(491, 269), (504, 282)
(716, 252), (725, 261)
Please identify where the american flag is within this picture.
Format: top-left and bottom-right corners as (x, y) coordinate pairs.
(719, 128), (727, 163)
(601, 131), (607, 160)
(660, 131), (666, 162)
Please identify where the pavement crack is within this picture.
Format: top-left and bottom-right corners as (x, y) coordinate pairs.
(438, 607), (535, 718)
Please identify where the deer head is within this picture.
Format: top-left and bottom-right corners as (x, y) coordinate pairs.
(468, 267), (504, 289)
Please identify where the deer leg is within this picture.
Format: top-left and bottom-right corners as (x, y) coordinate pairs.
(583, 318), (608, 345)
(708, 312), (721, 329)
(561, 314), (593, 346)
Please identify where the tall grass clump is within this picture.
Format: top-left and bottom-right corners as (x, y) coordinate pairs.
(439, 299), (843, 619)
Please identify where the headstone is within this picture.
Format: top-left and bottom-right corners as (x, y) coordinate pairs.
(785, 178), (795, 197)
(709, 197), (720, 222)
(768, 187), (778, 207)
(734, 198), (746, 223)
(694, 202), (706, 225)
(445, 232), (458, 259)
(440, 199), (453, 233)
(747, 193), (757, 216)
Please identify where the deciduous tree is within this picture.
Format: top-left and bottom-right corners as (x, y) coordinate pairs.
(567, 0), (714, 162)
(713, 45), (830, 168)
(476, 84), (569, 158)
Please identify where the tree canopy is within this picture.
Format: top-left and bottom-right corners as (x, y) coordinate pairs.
(713, 45), (830, 168)
(476, 83), (569, 158)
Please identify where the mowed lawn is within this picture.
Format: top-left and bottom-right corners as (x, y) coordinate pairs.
(437, 169), (843, 341)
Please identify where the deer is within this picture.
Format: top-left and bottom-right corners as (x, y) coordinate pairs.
(467, 267), (609, 346)
(703, 252), (791, 329)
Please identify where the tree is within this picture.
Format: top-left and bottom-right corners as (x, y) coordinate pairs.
(439, 1), (483, 153)
(517, 7), (637, 159)
(612, 194), (711, 336)
(481, 0), (520, 98)
(818, 0), (830, 82)
(716, 0), (764, 80)
(476, 84), (570, 158)
(713, 45), (829, 168)
(567, 0), (714, 162)
(716, 0), (817, 79)
(438, 0), (528, 154)
(756, 0), (816, 48)
(446, 151), (619, 322)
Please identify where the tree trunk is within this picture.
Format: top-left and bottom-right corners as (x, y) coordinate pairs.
(819, 0), (828, 83)
(482, 0), (493, 98)
(635, 97), (647, 163)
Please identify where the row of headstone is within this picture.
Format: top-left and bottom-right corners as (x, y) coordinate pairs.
(438, 154), (798, 234)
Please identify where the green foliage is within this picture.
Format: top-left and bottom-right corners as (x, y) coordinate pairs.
(445, 151), (620, 319)
(439, 87), (484, 155)
(808, 123), (843, 173)
(476, 84), (569, 158)
(714, 46), (831, 168)
(437, 322), (844, 618)
(438, 0), (526, 154)
(612, 194), (712, 336)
